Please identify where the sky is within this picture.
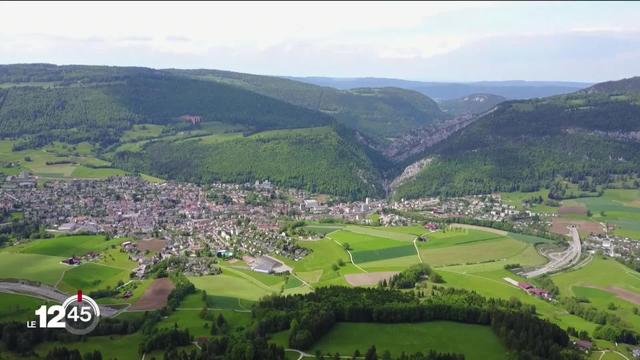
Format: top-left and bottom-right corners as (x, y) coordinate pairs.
(1, 1), (639, 82)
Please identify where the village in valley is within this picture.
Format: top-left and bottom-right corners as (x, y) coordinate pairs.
(2, 172), (636, 281)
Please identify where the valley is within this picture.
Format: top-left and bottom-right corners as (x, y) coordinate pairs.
(1, 65), (640, 360)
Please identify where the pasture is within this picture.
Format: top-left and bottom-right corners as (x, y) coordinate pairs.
(309, 322), (508, 360)
(0, 252), (67, 285)
(17, 235), (122, 257)
(0, 140), (124, 179)
(0, 293), (48, 322)
(59, 263), (130, 293)
(33, 332), (145, 360)
(189, 274), (276, 302)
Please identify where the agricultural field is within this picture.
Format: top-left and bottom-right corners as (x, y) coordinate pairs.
(307, 322), (508, 360)
(0, 252), (67, 285)
(0, 140), (125, 179)
(13, 234), (123, 257)
(0, 293), (48, 322)
(58, 263), (131, 293)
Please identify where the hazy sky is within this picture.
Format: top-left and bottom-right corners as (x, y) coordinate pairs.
(1, 1), (639, 82)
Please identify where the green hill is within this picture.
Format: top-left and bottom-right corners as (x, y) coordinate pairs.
(113, 126), (384, 199)
(167, 69), (448, 139)
(395, 78), (640, 198)
(0, 64), (331, 146)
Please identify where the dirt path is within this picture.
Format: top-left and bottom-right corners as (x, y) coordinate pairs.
(331, 238), (367, 273)
(413, 238), (423, 263)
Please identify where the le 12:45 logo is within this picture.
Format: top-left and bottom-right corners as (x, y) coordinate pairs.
(27, 290), (101, 335)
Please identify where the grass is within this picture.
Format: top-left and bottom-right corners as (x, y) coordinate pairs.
(501, 189), (559, 214)
(157, 308), (252, 338)
(0, 252), (67, 285)
(0, 293), (49, 322)
(343, 225), (417, 241)
(418, 237), (530, 267)
(33, 332), (145, 360)
(284, 238), (362, 286)
(59, 263), (129, 293)
(351, 244), (417, 263)
(120, 124), (165, 142)
(309, 322), (507, 360)
(562, 189), (640, 239)
(552, 257), (640, 333)
(17, 235), (123, 258)
(189, 274), (276, 302)
(0, 139), (125, 180)
(70, 166), (126, 178)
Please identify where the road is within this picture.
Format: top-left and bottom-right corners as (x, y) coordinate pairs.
(0, 281), (120, 317)
(522, 226), (582, 278)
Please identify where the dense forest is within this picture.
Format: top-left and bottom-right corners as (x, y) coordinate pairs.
(168, 68), (449, 139)
(114, 126), (384, 199)
(0, 65), (331, 145)
(395, 89), (640, 198)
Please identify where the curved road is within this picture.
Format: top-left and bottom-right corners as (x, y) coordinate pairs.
(0, 281), (120, 317)
(522, 226), (582, 278)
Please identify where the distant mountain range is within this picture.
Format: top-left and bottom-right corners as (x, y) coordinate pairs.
(289, 77), (591, 101)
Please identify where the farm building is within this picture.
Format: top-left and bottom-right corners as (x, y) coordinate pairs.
(250, 255), (291, 274)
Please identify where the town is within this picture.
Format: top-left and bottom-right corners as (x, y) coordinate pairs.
(0, 173), (559, 279)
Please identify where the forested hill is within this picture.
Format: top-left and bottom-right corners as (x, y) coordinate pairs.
(394, 80), (640, 198)
(114, 126), (384, 199)
(580, 76), (640, 94)
(166, 69), (449, 139)
(0, 64), (331, 146)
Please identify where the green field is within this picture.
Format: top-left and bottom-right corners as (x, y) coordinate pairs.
(562, 189), (640, 239)
(419, 237), (531, 267)
(33, 332), (145, 360)
(120, 124), (165, 142)
(157, 308), (252, 338)
(0, 252), (67, 284)
(0, 293), (48, 322)
(17, 235), (123, 257)
(189, 274), (276, 302)
(309, 322), (508, 360)
(59, 263), (130, 293)
(0, 140), (125, 179)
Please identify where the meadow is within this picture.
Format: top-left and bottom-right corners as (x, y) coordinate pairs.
(308, 322), (508, 360)
(16, 234), (123, 257)
(0, 140), (125, 179)
(0, 293), (48, 322)
(58, 263), (131, 293)
(0, 252), (67, 285)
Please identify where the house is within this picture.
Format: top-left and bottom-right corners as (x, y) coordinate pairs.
(63, 256), (81, 265)
(574, 340), (592, 352)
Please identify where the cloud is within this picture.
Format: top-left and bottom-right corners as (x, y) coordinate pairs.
(1, 2), (639, 81)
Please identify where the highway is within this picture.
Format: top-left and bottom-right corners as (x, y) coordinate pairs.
(522, 226), (582, 278)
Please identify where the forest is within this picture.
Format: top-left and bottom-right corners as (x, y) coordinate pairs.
(395, 92), (640, 199)
(252, 286), (582, 360)
(113, 126), (384, 200)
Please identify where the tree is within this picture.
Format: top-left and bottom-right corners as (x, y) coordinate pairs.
(365, 345), (378, 360)
(343, 243), (351, 251)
